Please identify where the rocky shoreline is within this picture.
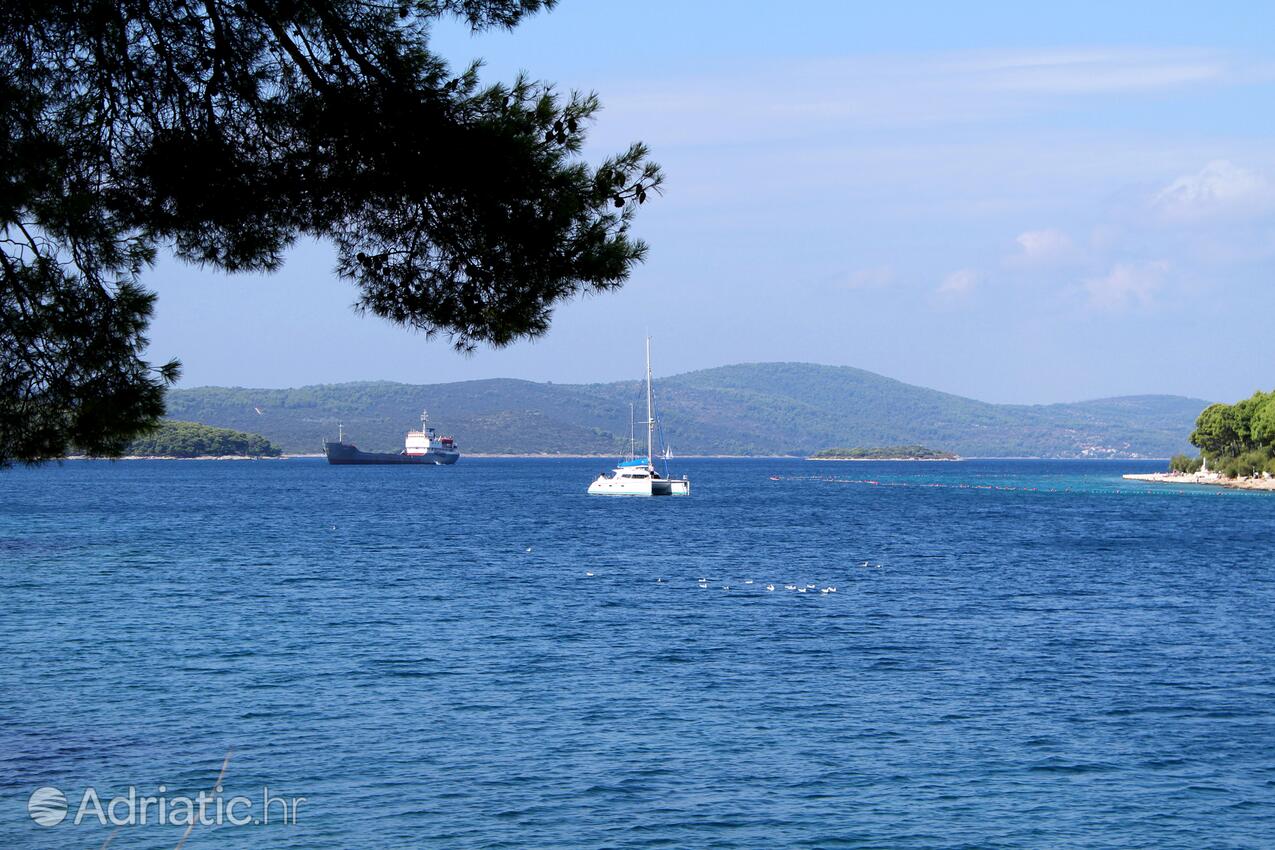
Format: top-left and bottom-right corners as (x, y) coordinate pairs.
(1123, 472), (1275, 492)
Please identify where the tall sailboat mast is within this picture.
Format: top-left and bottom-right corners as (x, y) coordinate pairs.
(646, 336), (655, 469)
(585, 338), (690, 495)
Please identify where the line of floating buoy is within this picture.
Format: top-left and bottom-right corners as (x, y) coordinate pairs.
(765, 475), (1223, 495)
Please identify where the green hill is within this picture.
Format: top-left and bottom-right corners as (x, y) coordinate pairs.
(164, 362), (1209, 457)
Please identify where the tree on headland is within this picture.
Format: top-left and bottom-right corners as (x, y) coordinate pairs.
(1189, 403), (1245, 459)
(1, 0), (661, 466)
(1251, 395), (1275, 446)
(1187, 391), (1275, 477)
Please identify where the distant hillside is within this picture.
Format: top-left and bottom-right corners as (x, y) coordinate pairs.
(165, 363), (1209, 457)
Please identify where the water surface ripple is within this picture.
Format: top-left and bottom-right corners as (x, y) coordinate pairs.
(1, 458), (1272, 848)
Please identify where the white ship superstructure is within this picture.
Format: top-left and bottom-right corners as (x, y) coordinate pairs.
(324, 410), (459, 465)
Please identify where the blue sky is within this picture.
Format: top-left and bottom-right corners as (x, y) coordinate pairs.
(145, 1), (1275, 403)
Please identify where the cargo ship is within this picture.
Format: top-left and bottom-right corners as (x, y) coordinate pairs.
(324, 411), (459, 465)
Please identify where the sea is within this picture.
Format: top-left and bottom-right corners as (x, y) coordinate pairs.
(1, 457), (1272, 849)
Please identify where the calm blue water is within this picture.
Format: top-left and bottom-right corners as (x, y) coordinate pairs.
(1, 458), (1273, 848)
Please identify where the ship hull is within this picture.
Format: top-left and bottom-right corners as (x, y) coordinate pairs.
(324, 442), (459, 465)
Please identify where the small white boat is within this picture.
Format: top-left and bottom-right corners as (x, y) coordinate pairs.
(588, 339), (691, 497)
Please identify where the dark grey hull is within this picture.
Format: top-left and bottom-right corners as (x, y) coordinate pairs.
(324, 442), (459, 465)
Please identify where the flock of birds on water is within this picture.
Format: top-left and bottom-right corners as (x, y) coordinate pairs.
(519, 536), (884, 597)
(570, 560), (884, 596)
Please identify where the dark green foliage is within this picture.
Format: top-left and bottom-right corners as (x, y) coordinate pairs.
(1189, 390), (1275, 476)
(1168, 453), (1203, 474)
(163, 363), (1208, 457)
(1248, 393), (1275, 446)
(1, 0), (659, 466)
(1219, 448), (1274, 480)
(124, 420), (281, 457)
(811, 445), (957, 460)
(1190, 403), (1245, 458)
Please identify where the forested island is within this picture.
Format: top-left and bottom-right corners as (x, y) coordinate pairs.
(124, 421), (282, 458)
(809, 445), (958, 461)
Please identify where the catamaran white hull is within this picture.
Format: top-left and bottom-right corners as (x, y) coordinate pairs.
(588, 476), (691, 496)
(589, 339), (691, 496)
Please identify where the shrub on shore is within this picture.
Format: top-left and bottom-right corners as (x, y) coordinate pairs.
(1219, 448), (1275, 479)
(1168, 454), (1203, 474)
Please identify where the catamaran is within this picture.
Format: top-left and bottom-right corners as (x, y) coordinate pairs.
(588, 339), (691, 496)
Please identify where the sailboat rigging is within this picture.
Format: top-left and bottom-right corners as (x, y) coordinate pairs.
(587, 339), (691, 496)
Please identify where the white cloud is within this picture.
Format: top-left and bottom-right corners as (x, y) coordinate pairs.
(1083, 261), (1168, 310)
(1151, 160), (1273, 219)
(1008, 228), (1075, 266)
(595, 48), (1242, 147)
(966, 48), (1224, 95)
(937, 269), (979, 297)
(844, 266), (895, 290)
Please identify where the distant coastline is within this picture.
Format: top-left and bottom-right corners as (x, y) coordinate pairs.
(66, 454), (296, 461)
(1123, 472), (1275, 492)
(60, 453), (1179, 462)
(164, 364), (1209, 458)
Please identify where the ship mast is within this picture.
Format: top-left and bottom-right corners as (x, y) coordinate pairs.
(629, 403), (636, 460)
(646, 336), (655, 469)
